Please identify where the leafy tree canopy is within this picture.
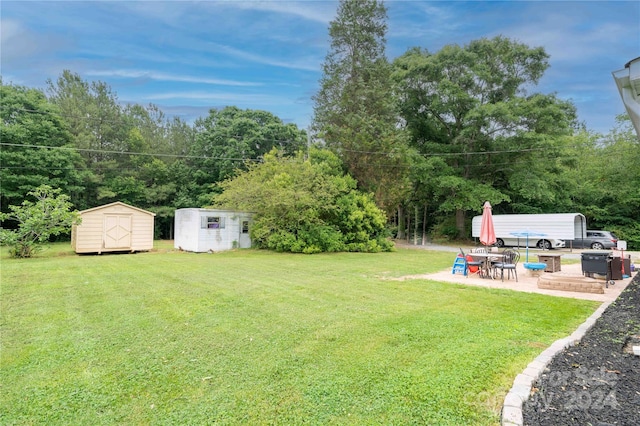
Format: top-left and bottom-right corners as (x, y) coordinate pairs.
(0, 81), (90, 210)
(566, 115), (640, 247)
(212, 148), (393, 253)
(392, 36), (578, 236)
(192, 106), (307, 184)
(46, 70), (129, 163)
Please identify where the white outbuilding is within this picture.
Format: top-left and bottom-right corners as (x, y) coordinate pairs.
(174, 208), (253, 252)
(71, 202), (156, 254)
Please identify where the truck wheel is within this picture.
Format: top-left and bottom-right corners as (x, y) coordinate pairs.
(496, 238), (504, 248)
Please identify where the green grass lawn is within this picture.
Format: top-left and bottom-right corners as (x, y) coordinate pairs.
(1, 242), (599, 425)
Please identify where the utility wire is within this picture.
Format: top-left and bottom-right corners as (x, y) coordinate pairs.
(3, 108), (627, 162)
(0, 142), (261, 163)
(0, 106), (307, 146)
(0, 140), (578, 163)
(339, 146), (549, 156)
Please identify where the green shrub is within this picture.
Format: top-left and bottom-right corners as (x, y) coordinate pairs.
(214, 148), (393, 254)
(0, 185), (80, 258)
(430, 217), (460, 241)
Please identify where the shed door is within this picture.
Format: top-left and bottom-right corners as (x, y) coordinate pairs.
(104, 214), (132, 249)
(239, 220), (251, 248)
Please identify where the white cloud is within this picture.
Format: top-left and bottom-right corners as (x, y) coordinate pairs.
(0, 18), (68, 63)
(388, 2), (460, 40)
(494, 6), (638, 64)
(226, 1), (336, 24)
(85, 69), (264, 86)
(118, 0), (336, 27)
(2, 0), (637, 135)
(1, 18), (21, 39)
(143, 90), (291, 106)
(213, 43), (321, 72)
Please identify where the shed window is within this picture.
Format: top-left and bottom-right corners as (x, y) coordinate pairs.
(202, 216), (225, 229)
(242, 221), (249, 234)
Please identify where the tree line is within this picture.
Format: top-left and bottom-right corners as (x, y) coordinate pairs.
(1, 0), (639, 249)
(1, 71), (308, 239)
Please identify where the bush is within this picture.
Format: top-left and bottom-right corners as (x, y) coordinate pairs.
(213, 148), (393, 254)
(0, 185), (80, 258)
(430, 217), (460, 241)
(612, 223), (640, 251)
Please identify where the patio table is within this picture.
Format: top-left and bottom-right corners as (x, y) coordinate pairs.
(469, 252), (505, 279)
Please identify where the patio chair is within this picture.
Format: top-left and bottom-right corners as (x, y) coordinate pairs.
(470, 248), (498, 277)
(460, 248), (485, 277)
(487, 247), (501, 274)
(495, 249), (520, 282)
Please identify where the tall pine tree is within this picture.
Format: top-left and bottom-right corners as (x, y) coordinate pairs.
(312, 0), (410, 214)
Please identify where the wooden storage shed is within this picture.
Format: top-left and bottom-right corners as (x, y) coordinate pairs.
(71, 202), (155, 254)
(174, 208), (253, 253)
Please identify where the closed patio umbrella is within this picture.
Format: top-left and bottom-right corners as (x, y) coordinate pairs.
(479, 201), (496, 247)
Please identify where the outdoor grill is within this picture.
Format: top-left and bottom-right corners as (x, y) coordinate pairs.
(581, 251), (613, 286)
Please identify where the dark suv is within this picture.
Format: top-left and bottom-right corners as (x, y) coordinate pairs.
(566, 230), (618, 249)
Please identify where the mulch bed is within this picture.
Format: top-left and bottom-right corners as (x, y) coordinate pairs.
(522, 272), (640, 426)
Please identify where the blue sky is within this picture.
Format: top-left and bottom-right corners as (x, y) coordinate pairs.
(2, 1), (639, 134)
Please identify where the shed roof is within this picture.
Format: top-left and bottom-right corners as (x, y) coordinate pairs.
(176, 208), (254, 214)
(79, 201), (156, 216)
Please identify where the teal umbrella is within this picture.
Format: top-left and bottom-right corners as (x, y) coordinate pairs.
(510, 230), (547, 262)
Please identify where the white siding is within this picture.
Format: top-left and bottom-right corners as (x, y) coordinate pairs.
(174, 209), (200, 252)
(174, 208), (253, 252)
(471, 213), (587, 240)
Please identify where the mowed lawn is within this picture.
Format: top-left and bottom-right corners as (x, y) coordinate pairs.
(1, 242), (599, 425)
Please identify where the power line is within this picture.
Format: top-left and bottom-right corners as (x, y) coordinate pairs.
(0, 106), (307, 146)
(1, 140), (610, 172)
(0, 142), (261, 163)
(0, 141), (600, 172)
(340, 146), (549, 156)
(3, 107), (625, 158)
(3, 109), (629, 164)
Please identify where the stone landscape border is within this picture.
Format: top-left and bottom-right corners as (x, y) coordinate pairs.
(500, 301), (612, 426)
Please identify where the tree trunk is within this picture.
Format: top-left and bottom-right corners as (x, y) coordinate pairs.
(422, 204), (428, 245)
(456, 208), (466, 239)
(397, 205), (405, 240)
(413, 205), (419, 245)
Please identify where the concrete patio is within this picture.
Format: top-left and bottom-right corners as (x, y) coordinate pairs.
(394, 244), (636, 302)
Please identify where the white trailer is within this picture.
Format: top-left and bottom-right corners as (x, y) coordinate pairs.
(471, 213), (587, 249)
(174, 208), (253, 253)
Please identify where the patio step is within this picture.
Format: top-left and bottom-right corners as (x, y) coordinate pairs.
(537, 273), (604, 294)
